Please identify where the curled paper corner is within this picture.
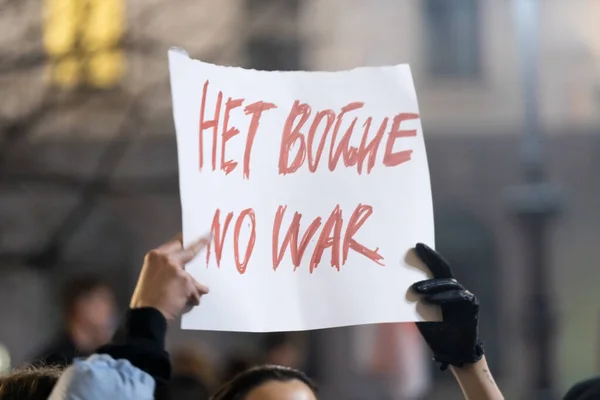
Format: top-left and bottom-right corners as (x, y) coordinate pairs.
(169, 47), (189, 57)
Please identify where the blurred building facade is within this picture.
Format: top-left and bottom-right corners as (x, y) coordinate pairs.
(1, 0), (599, 398)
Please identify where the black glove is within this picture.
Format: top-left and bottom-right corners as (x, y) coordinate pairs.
(411, 243), (484, 370)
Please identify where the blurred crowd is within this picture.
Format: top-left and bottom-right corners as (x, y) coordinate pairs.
(21, 273), (309, 399)
(1, 238), (506, 400)
(1, 237), (599, 400)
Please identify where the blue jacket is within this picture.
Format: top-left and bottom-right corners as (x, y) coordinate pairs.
(48, 354), (155, 400)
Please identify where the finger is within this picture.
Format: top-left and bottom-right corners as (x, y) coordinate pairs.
(188, 235), (210, 255)
(186, 277), (201, 307)
(189, 290), (201, 307)
(411, 278), (464, 294)
(170, 235), (211, 265)
(415, 243), (454, 279)
(190, 275), (210, 295)
(423, 290), (478, 307)
(183, 295), (200, 315)
(155, 236), (183, 254)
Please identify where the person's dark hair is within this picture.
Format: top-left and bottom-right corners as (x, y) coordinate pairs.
(61, 275), (110, 318)
(0, 366), (62, 400)
(211, 365), (317, 400)
(563, 376), (600, 400)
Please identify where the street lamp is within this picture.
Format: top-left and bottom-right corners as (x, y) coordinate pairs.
(506, 0), (563, 399)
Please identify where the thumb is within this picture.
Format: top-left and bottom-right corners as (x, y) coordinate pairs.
(415, 243), (455, 280)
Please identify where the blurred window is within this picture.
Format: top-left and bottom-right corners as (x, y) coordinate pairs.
(43, 0), (124, 88)
(423, 0), (481, 78)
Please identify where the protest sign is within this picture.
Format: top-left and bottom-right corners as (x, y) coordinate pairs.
(169, 48), (436, 332)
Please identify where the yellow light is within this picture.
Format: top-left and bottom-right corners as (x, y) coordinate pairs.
(43, 0), (81, 56)
(52, 55), (82, 87)
(84, 0), (124, 87)
(43, 0), (125, 88)
(88, 50), (125, 88)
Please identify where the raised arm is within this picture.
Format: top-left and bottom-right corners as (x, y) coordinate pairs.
(411, 243), (504, 400)
(450, 357), (503, 400)
(97, 235), (210, 390)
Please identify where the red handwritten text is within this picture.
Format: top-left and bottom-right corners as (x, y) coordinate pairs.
(199, 80), (277, 179)
(206, 208), (257, 274)
(272, 203), (385, 273)
(279, 100), (419, 175)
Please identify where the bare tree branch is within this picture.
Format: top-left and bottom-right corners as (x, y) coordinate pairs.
(0, 0), (289, 270)
(25, 80), (167, 268)
(0, 172), (179, 195)
(0, 90), (56, 166)
(0, 0), (206, 74)
(0, 90), (105, 168)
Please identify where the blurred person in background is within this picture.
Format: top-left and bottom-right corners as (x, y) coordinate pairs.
(218, 332), (305, 387)
(156, 345), (217, 399)
(34, 275), (117, 366)
(52, 234), (211, 397)
(355, 321), (430, 400)
(2, 234), (210, 399)
(221, 352), (257, 384)
(261, 333), (305, 370)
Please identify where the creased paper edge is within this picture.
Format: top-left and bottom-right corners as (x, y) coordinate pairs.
(167, 47), (412, 75)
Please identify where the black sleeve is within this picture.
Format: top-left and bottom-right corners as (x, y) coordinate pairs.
(96, 307), (171, 388)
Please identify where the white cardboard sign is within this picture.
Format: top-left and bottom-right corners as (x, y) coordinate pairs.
(169, 48), (435, 332)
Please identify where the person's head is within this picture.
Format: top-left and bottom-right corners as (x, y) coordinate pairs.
(563, 376), (600, 400)
(61, 275), (116, 352)
(211, 365), (317, 400)
(0, 366), (62, 400)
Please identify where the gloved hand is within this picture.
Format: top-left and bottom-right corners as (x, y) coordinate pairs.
(411, 243), (484, 370)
